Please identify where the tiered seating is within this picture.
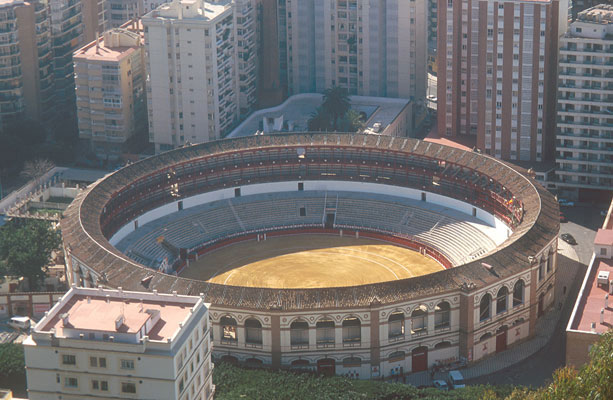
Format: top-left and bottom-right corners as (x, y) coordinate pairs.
(118, 191), (499, 270)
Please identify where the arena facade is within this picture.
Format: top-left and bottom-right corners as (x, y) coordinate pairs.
(61, 133), (559, 379)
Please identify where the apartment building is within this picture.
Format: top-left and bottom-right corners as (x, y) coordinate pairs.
(24, 286), (214, 400)
(49, 0), (85, 109)
(74, 24), (147, 160)
(143, 0), (240, 152)
(107, 0), (140, 28)
(437, 0), (568, 163)
(556, 4), (613, 200)
(234, 0), (259, 116)
(0, 0), (55, 129)
(82, 0), (106, 43)
(277, 0), (427, 100)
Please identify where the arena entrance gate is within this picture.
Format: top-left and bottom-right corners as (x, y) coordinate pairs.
(411, 346), (428, 372)
(317, 358), (336, 377)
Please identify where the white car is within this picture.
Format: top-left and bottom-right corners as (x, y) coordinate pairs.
(8, 316), (31, 331)
(558, 199), (575, 207)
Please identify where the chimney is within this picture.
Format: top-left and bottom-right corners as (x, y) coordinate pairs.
(95, 31), (100, 54)
(106, 294), (111, 303)
(601, 308), (605, 324)
(606, 294), (609, 309)
(87, 296), (91, 304)
(61, 313), (70, 326)
(591, 322), (596, 332)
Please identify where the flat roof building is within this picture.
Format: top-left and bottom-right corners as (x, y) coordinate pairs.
(556, 4), (613, 201)
(24, 286), (213, 400)
(74, 22), (147, 161)
(227, 93), (413, 138)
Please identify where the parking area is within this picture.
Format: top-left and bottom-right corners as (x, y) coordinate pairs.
(559, 204), (604, 265)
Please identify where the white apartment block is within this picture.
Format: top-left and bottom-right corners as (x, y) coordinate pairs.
(24, 286), (213, 400)
(556, 4), (613, 199)
(437, 0), (568, 163)
(143, 0), (239, 153)
(278, 0), (426, 100)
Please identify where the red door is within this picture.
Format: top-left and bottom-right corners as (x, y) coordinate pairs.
(317, 358), (336, 377)
(496, 329), (507, 353)
(411, 347), (428, 372)
(538, 293), (544, 317)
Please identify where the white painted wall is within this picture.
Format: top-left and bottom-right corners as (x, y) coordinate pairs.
(109, 180), (511, 246)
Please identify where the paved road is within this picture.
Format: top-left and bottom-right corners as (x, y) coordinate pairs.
(466, 205), (603, 388)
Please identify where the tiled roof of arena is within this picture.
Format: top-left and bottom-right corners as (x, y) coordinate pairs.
(61, 133), (559, 311)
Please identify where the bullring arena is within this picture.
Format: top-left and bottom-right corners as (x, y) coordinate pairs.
(61, 133), (559, 379)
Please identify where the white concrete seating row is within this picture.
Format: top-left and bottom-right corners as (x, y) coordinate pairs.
(118, 191), (498, 270)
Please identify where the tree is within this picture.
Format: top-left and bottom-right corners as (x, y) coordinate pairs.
(20, 159), (54, 185)
(338, 110), (365, 133)
(322, 86), (350, 131)
(0, 219), (61, 291)
(307, 107), (330, 132)
(0, 343), (24, 376)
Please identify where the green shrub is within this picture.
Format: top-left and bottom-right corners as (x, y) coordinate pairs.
(0, 343), (25, 375)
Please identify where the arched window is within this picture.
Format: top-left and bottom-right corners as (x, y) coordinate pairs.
(411, 305), (428, 334)
(434, 301), (450, 329)
(480, 294), (491, 322)
(342, 317), (361, 344)
(316, 318), (335, 346)
(290, 320), (309, 347)
(546, 255), (552, 273)
(342, 356), (361, 367)
(434, 341), (452, 349)
(245, 318), (262, 346)
(388, 312), (404, 338)
(513, 280), (524, 307)
(480, 332), (492, 342)
(496, 287), (508, 314)
(220, 316), (237, 343)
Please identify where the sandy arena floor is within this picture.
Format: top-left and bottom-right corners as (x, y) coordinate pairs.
(179, 234), (444, 289)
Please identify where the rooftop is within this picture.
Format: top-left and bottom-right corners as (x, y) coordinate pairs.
(35, 287), (204, 342)
(571, 259), (613, 334)
(578, 4), (613, 24)
(148, 0), (232, 22)
(594, 228), (613, 246)
(74, 28), (142, 63)
(228, 93), (411, 138)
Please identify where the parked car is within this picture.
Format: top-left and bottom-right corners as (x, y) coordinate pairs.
(447, 370), (466, 389)
(559, 212), (567, 222)
(558, 199), (575, 207)
(8, 316), (31, 331)
(561, 233), (577, 245)
(433, 380), (449, 391)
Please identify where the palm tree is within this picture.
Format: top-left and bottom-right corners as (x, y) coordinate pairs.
(307, 107), (330, 132)
(322, 87), (350, 131)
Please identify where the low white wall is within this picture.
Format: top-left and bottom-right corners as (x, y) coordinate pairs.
(109, 180), (510, 246)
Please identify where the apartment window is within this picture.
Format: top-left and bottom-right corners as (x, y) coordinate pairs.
(64, 377), (78, 388)
(92, 380), (99, 390)
(99, 357), (106, 368)
(62, 355), (76, 365)
(121, 359), (135, 370)
(121, 382), (136, 394)
(101, 381), (108, 391)
(90, 357), (97, 367)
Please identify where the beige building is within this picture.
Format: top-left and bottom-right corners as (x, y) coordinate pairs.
(24, 286), (213, 400)
(82, 0), (106, 43)
(74, 24), (147, 160)
(437, 0), (568, 163)
(556, 4), (613, 201)
(143, 0), (241, 152)
(276, 0), (427, 100)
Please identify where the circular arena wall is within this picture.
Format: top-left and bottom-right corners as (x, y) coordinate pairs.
(61, 133), (560, 378)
